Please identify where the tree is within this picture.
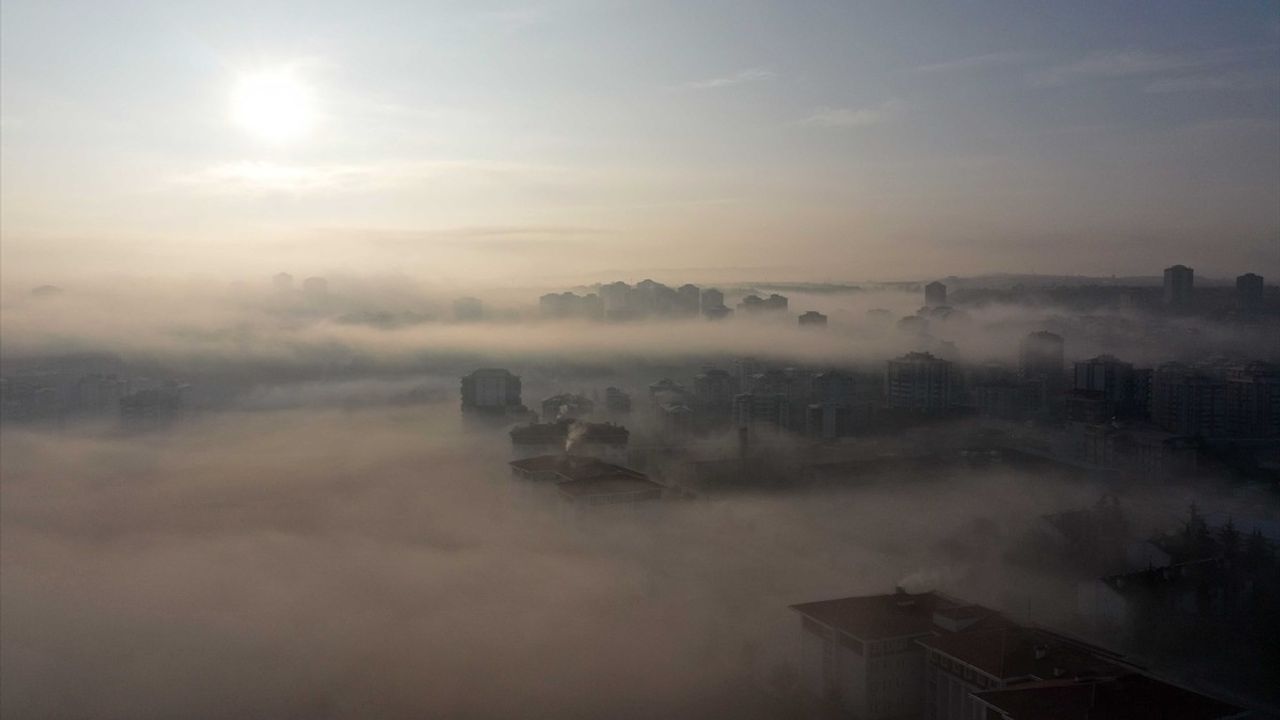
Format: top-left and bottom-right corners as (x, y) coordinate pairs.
(1219, 517), (1240, 560)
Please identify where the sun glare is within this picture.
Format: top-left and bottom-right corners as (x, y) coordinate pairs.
(229, 67), (315, 144)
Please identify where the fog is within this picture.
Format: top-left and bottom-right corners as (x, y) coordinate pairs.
(4, 275), (1275, 374)
(1, 401), (1157, 719)
(3, 272), (1278, 717)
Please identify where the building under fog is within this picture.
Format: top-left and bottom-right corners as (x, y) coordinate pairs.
(508, 454), (667, 520)
(886, 352), (954, 412)
(792, 588), (1241, 720)
(798, 310), (828, 327)
(1236, 272), (1264, 312)
(1150, 363), (1227, 437)
(509, 419), (629, 463)
(924, 281), (947, 307)
(541, 393), (594, 422)
(1073, 354), (1150, 419)
(1162, 264), (1194, 309)
(461, 368), (525, 416)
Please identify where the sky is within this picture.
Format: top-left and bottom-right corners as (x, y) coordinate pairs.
(2, 0), (1278, 284)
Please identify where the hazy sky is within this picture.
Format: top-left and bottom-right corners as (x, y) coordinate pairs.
(2, 1), (1277, 283)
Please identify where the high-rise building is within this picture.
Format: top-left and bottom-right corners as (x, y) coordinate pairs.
(700, 287), (731, 320)
(1162, 265), (1194, 309)
(733, 392), (790, 430)
(1020, 331), (1065, 414)
(1073, 355), (1145, 418)
(1151, 363), (1227, 437)
(676, 283), (701, 317)
(1225, 362), (1280, 438)
(1235, 273), (1264, 312)
(886, 352), (954, 411)
(692, 368), (738, 423)
(461, 368), (524, 415)
(924, 281), (947, 307)
(301, 276), (328, 299)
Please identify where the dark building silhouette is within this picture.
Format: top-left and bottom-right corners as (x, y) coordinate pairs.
(1162, 264), (1194, 309)
(692, 368), (738, 424)
(1073, 354), (1148, 418)
(1225, 362), (1280, 438)
(925, 280), (947, 308)
(1151, 363), (1226, 437)
(461, 368), (524, 415)
(886, 352), (954, 411)
(1236, 272), (1264, 312)
(798, 310), (828, 327)
(738, 293), (789, 314)
(604, 386), (632, 413)
(1020, 331), (1065, 415)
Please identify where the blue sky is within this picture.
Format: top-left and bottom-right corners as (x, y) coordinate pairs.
(2, 1), (1277, 282)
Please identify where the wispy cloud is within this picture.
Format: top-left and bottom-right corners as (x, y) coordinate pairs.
(797, 99), (902, 128)
(176, 161), (382, 194)
(174, 160), (588, 196)
(680, 68), (776, 90)
(913, 52), (1026, 74)
(1143, 71), (1276, 94)
(1030, 50), (1201, 87)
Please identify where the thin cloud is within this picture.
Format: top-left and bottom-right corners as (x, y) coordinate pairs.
(1144, 71), (1276, 94)
(176, 161), (382, 194)
(797, 99), (902, 129)
(1030, 50), (1202, 87)
(913, 52), (1026, 74)
(679, 68), (776, 90)
(173, 160), (588, 196)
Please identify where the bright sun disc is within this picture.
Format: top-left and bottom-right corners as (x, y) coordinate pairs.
(230, 68), (315, 144)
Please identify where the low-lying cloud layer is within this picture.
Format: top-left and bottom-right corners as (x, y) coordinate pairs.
(3, 404), (1122, 719)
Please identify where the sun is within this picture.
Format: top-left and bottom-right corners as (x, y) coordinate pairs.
(229, 67), (316, 144)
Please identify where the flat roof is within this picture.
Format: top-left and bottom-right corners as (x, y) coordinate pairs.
(790, 591), (1006, 641)
(972, 674), (1241, 720)
(918, 626), (1125, 681)
(508, 454), (648, 483)
(556, 476), (666, 499)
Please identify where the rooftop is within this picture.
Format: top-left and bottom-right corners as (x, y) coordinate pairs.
(508, 454), (647, 483)
(790, 590), (1007, 641)
(556, 475), (666, 499)
(973, 674), (1241, 720)
(919, 626), (1126, 681)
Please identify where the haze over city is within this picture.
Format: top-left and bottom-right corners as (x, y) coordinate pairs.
(2, 2), (1279, 720)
